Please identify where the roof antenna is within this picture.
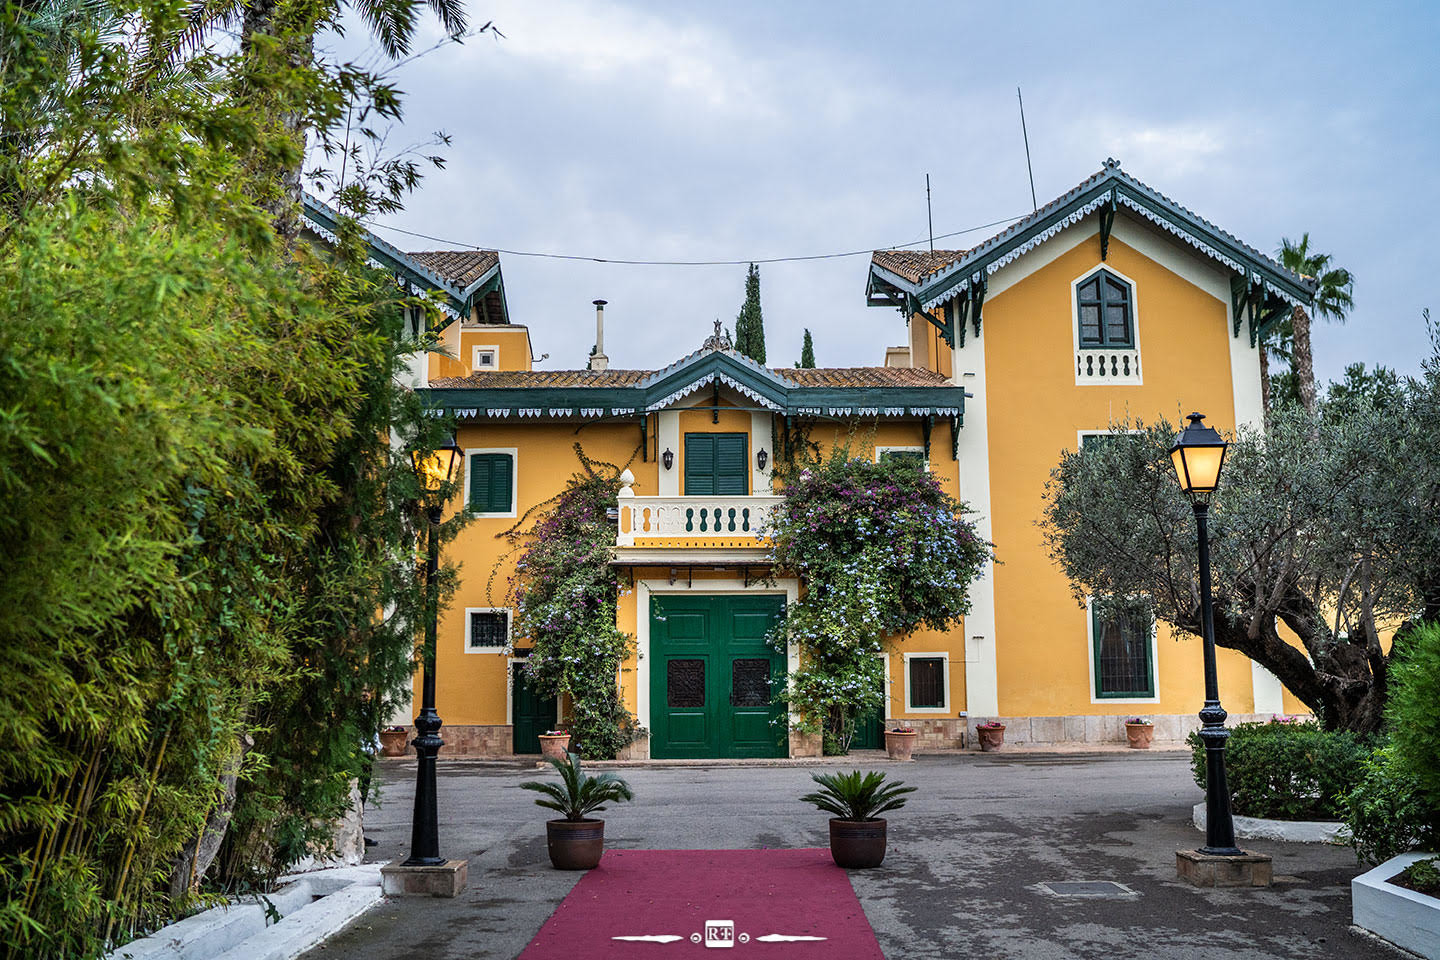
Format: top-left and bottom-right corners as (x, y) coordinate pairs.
(926, 173), (934, 253)
(1018, 86), (1038, 212)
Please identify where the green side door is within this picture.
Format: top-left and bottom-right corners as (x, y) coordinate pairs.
(512, 661), (557, 755)
(650, 594), (786, 759)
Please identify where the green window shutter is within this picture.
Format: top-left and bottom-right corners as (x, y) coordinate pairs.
(714, 434), (748, 496)
(881, 450), (926, 467)
(685, 433), (748, 496)
(684, 434), (716, 496)
(469, 453), (513, 513)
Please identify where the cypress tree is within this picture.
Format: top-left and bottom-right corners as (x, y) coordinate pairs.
(799, 328), (816, 368)
(735, 262), (766, 363)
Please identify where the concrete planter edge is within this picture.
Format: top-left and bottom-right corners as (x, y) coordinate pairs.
(1352, 852), (1440, 960)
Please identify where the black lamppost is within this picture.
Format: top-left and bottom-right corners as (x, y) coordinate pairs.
(1169, 412), (1243, 857)
(404, 439), (464, 867)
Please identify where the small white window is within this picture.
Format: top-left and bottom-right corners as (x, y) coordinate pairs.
(472, 344), (499, 370)
(465, 608), (511, 651)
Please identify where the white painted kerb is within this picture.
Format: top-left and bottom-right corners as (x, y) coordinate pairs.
(1192, 801), (1350, 845)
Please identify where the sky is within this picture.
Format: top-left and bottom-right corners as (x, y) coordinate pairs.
(323, 0), (1440, 380)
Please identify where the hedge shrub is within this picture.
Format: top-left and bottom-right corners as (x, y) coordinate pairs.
(1188, 720), (1373, 820)
(1344, 622), (1440, 863)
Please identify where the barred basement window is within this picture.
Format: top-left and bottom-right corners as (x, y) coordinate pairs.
(907, 656), (947, 710)
(1092, 605), (1154, 698)
(467, 610), (509, 650)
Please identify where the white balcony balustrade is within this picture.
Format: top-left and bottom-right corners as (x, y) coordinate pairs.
(1075, 348), (1142, 385)
(615, 470), (780, 547)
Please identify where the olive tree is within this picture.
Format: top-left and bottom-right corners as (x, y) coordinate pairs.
(1041, 339), (1440, 732)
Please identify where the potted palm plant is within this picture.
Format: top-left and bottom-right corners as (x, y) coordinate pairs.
(801, 770), (916, 868)
(884, 725), (917, 761)
(519, 752), (634, 870)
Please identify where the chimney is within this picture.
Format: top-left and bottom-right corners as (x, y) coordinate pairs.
(589, 299), (609, 371)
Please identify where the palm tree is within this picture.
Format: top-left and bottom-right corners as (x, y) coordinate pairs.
(1275, 234), (1355, 414)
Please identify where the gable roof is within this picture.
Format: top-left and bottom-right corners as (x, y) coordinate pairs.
(867, 159), (1314, 344)
(423, 347), (962, 424)
(300, 194), (510, 325)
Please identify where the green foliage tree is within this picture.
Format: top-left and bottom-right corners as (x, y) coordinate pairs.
(1270, 234), (1354, 414)
(507, 450), (640, 759)
(0, 0), (474, 953)
(734, 262), (766, 364)
(797, 328), (816, 368)
(1042, 328), (1440, 732)
(765, 446), (991, 752)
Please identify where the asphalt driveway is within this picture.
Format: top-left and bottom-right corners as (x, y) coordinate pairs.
(302, 751), (1388, 960)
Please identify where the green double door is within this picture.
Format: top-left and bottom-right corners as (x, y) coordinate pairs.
(650, 595), (786, 759)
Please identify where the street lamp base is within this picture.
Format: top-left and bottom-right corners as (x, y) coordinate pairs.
(1175, 849), (1272, 888)
(381, 858), (469, 897)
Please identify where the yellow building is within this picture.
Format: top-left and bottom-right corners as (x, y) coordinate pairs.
(310, 160), (1318, 758)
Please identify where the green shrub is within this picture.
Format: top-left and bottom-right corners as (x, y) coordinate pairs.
(1387, 622), (1440, 813)
(1343, 622), (1440, 864)
(1344, 746), (1440, 864)
(1187, 720), (1372, 820)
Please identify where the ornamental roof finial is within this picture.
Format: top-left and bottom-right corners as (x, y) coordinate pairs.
(702, 318), (733, 351)
(1103, 157), (1121, 169)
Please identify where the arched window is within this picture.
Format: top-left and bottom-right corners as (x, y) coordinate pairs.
(1076, 270), (1134, 349)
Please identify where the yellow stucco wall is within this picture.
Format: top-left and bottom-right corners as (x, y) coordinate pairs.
(982, 231), (1262, 717)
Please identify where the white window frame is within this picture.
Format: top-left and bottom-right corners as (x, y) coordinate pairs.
(463, 447), (518, 518)
(1077, 427), (1146, 450)
(875, 445), (930, 471)
(1070, 264), (1143, 386)
(903, 651), (950, 713)
(464, 607), (511, 652)
(1085, 596), (1160, 704)
(472, 344), (499, 371)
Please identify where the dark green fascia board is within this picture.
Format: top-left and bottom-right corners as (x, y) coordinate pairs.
(640, 350), (793, 409)
(907, 174), (1314, 310)
(302, 197), (468, 321)
(420, 383), (964, 419)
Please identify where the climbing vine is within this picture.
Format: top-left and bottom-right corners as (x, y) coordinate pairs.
(765, 444), (992, 752)
(506, 446), (640, 758)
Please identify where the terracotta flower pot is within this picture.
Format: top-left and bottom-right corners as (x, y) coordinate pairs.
(378, 728), (408, 757)
(538, 733), (572, 761)
(1125, 723), (1154, 749)
(545, 818), (605, 870)
(828, 818), (888, 868)
(977, 724), (1005, 752)
(885, 730), (917, 761)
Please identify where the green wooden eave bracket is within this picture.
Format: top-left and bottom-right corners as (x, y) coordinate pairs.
(1099, 188), (1118, 261)
(951, 415), (960, 460)
(1231, 272), (1252, 337)
(907, 294), (954, 348)
(922, 415), (933, 461)
(969, 274), (987, 339)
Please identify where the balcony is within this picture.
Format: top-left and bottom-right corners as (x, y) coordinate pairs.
(614, 471), (780, 552)
(1075, 348), (1142, 385)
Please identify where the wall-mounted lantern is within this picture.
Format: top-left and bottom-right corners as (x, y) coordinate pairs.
(756, 448), (768, 471)
(662, 448), (674, 471)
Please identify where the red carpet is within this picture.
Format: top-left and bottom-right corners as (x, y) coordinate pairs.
(517, 848), (885, 959)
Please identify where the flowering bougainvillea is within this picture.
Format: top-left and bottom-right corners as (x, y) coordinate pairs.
(507, 448), (638, 758)
(764, 447), (992, 752)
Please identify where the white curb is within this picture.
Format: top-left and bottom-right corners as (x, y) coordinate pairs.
(1192, 801), (1350, 844)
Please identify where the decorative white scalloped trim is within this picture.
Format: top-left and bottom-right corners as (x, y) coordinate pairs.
(304, 215), (464, 321)
(486, 409), (509, 418)
(644, 371), (784, 412)
(1116, 194), (1246, 276)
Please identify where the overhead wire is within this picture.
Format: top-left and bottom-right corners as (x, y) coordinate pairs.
(357, 213), (1031, 266)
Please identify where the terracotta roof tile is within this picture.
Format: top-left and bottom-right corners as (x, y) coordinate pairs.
(782, 366), (950, 388)
(430, 369), (650, 388)
(408, 250), (499, 289)
(870, 249), (972, 284)
(431, 365), (951, 390)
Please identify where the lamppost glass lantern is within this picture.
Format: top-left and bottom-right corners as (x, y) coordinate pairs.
(756, 448), (768, 471)
(1169, 412), (1227, 497)
(662, 448), (674, 471)
(410, 440), (464, 494)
